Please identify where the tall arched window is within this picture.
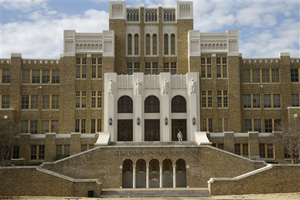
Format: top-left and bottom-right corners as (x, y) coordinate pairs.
(152, 34), (157, 55)
(171, 96), (186, 113)
(127, 34), (132, 55)
(171, 34), (175, 55)
(118, 96), (133, 113)
(164, 34), (169, 55)
(134, 34), (139, 55)
(146, 34), (150, 55)
(145, 96), (160, 113)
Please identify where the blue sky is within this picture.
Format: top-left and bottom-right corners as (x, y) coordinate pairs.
(0, 0), (299, 59)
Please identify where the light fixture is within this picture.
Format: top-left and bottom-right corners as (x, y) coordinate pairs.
(164, 117), (168, 125)
(109, 117), (113, 126)
(137, 117), (140, 125)
(192, 117), (196, 125)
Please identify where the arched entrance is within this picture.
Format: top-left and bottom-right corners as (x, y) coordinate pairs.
(122, 159), (133, 188)
(163, 159), (173, 187)
(136, 159), (146, 188)
(171, 96), (187, 141)
(176, 159), (186, 187)
(149, 159), (159, 188)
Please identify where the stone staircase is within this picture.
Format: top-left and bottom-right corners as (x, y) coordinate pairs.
(100, 188), (211, 198)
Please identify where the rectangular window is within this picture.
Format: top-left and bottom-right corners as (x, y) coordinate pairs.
(30, 120), (38, 134)
(76, 91), (81, 108)
(81, 144), (87, 152)
(1, 95), (10, 108)
(82, 65), (86, 78)
(2, 69), (10, 83)
(92, 66), (97, 78)
(253, 94), (260, 108)
(217, 65), (221, 78)
(127, 63), (133, 75)
(273, 94), (281, 108)
(242, 144), (248, 156)
(52, 95), (59, 109)
(32, 70), (40, 84)
(259, 144), (265, 158)
(56, 145), (62, 160)
(272, 69), (279, 83)
(42, 120), (49, 134)
(145, 62), (151, 75)
(252, 69), (260, 83)
(97, 119), (101, 132)
(42, 70), (50, 84)
(152, 62), (158, 75)
(42, 95), (50, 109)
(235, 143), (241, 155)
(242, 69), (251, 83)
(284, 146), (291, 159)
(267, 144), (274, 158)
(31, 145), (37, 160)
(75, 119), (80, 132)
(22, 70), (30, 84)
(218, 118), (222, 132)
(12, 145), (19, 159)
(207, 65), (211, 78)
(81, 119), (86, 133)
(21, 120), (29, 133)
(76, 65), (81, 78)
(223, 65), (227, 78)
(207, 91), (212, 107)
(243, 94), (251, 108)
(170, 62), (176, 75)
(217, 91), (222, 107)
(291, 69), (299, 82)
(31, 95), (39, 109)
(223, 91), (228, 107)
(264, 94), (271, 108)
(201, 91), (206, 107)
(91, 119), (96, 133)
(98, 65), (102, 78)
(201, 65), (206, 78)
(82, 91), (86, 108)
(134, 62), (140, 72)
(51, 120), (58, 133)
(262, 69), (270, 83)
(21, 95), (29, 109)
(254, 119), (261, 132)
(52, 70), (60, 84)
(265, 119), (272, 133)
(244, 119), (252, 132)
(201, 118), (207, 131)
(39, 145), (45, 160)
(292, 94), (299, 107)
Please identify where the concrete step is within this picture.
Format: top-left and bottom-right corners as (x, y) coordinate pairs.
(100, 188), (210, 198)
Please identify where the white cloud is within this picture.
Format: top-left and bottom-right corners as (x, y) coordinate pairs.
(0, 0), (47, 11)
(0, 9), (109, 58)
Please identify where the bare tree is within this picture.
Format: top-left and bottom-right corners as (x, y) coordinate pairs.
(273, 118), (300, 164)
(0, 118), (20, 166)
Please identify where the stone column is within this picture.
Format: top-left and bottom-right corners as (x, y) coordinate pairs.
(133, 164), (136, 188)
(146, 164), (149, 188)
(159, 164), (163, 188)
(172, 164), (176, 188)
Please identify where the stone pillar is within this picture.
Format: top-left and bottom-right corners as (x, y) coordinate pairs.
(45, 133), (56, 162)
(224, 131), (235, 153)
(248, 131), (259, 158)
(146, 164), (149, 188)
(160, 73), (171, 142)
(133, 164), (136, 188)
(172, 164), (176, 188)
(186, 73), (200, 142)
(159, 164), (163, 188)
(133, 73), (144, 142)
(70, 132), (81, 155)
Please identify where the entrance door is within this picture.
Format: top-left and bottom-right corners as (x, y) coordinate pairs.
(118, 120), (133, 141)
(145, 120), (160, 141)
(172, 119), (187, 141)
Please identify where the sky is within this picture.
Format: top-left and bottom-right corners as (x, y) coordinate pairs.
(0, 0), (299, 59)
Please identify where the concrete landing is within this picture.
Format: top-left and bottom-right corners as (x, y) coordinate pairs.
(100, 188), (211, 198)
